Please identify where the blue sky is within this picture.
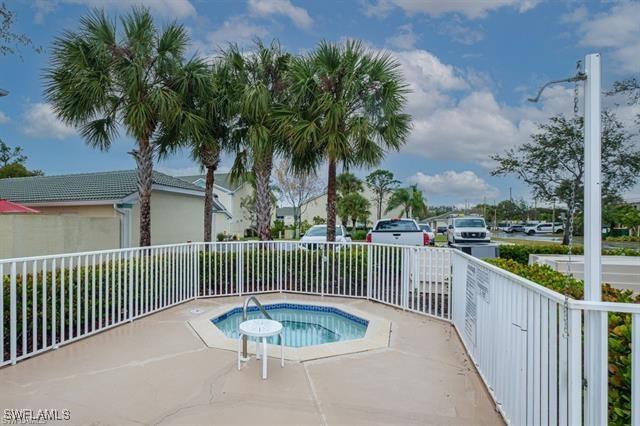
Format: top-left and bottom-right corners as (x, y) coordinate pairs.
(1, 0), (638, 206)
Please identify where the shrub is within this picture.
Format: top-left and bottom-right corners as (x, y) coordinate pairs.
(351, 230), (368, 241)
(605, 235), (640, 243)
(487, 258), (639, 425)
(498, 244), (640, 264)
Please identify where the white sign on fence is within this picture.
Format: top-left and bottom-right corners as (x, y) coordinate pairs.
(464, 263), (477, 345)
(476, 265), (490, 303)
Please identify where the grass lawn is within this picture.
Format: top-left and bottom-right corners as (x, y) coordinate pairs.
(493, 237), (562, 246)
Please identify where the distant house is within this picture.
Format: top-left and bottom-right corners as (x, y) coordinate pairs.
(0, 170), (228, 248)
(275, 206), (300, 226)
(625, 196), (640, 211)
(176, 173), (253, 236)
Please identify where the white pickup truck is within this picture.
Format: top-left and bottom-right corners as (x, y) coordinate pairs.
(366, 218), (430, 246)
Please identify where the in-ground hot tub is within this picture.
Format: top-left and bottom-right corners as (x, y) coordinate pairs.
(212, 303), (368, 347)
(189, 299), (391, 361)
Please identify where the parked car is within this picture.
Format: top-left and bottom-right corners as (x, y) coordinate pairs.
(437, 225), (448, 235)
(506, 224), (526, 233)
(447, 216), (491, 245)
(496, 222), (511, 232)
(366, 218), (430, 246)
(523, 222), (564, 235)
(300, 225), (351, 248)
(418, 224), (436, 246)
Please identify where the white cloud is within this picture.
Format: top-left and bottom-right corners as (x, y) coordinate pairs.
(571, 2), (640, 74)
(0, 111), (8, 124)
(33, 0), (196, 22)
(207, 16), (268, 48)
(248, 0), (313, 30)
(22, 103), (76, 139)
(385, 47), (581, 168)
(386, 24), (418, 50)
(408, 170), (500, 201)
(439, 21), (484, 45)
(362, 0), (541, 19)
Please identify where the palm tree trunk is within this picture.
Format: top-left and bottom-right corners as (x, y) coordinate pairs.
(204, 166), (216, 242)
(326, 158), (337, 242)
(377, 196), (382, 221)
(254, 155), (273, 241)
(132, 138), (153, 247)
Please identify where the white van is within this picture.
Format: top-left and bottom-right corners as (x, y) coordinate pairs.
(447, 216), (491, 245)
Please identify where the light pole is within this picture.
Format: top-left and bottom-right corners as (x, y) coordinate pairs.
(583, 53), (607, 426)
(528, 53), (605, 424)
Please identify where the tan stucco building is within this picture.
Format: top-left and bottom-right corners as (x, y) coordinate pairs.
(0, 170), (229, 251)
(177, 173), (254, 237)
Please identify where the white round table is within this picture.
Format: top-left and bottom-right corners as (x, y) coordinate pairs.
(237, 319), (285, 379)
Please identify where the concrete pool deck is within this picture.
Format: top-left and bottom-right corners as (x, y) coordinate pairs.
(0, 293), (504, 425)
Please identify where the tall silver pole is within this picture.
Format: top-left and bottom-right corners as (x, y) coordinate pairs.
(583, 52), (607, 425)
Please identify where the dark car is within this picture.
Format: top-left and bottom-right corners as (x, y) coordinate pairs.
(437, 225), (448, 234)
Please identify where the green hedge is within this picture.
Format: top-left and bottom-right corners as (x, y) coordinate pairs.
(487, 258), (638, 425)
(498, 244), (640, 264)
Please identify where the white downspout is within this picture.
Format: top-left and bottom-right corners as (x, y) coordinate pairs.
(114, 203), (132, 248)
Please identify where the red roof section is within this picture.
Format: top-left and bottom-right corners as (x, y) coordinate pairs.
(0, 199), (39, 213)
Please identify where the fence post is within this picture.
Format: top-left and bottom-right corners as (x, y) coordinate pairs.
(128, 250), (134, 322)
(237, 243), (243, 296)
(194, 243), (200, 300)
(568, 308), (583, 425)
(9, 262), (17, 365)
(366, 245), (372, 300)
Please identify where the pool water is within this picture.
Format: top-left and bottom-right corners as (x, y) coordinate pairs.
(212, 303), (368, 347)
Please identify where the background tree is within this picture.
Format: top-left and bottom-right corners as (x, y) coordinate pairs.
(336, 172), (363, 196)
(1, 3), (41, 57)
(227, 40), (290, 241)
(492, 112), (640, 244)
(409, 184), (428, 219)
(386, 185), (426, 219)
(337, 192), (370, 230)
(274, 159), (325, 237)
(159, 60), (238, 242)
(279, 40), (410, 242)
(366, 169), (399, 220)
(608, 76), (639, 128)
(386, 187), (411, 218)
(45, 8), (207, 246)
(0, 139), (43, 178)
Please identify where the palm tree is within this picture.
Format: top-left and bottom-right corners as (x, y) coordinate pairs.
(278, 40), (410, 242)
(159, 60), (238, 242)
(226, 40), (290, 241)
(409, 184), (428, 219)
(44, 8), (206, 246)
(337, 172), (363, 197)
(386, 187), (411, 218)
(386, 185), (427, 219)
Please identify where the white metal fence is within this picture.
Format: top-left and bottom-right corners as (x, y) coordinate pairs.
(0, 241), (450, 367)
(1, 241), (636, 425)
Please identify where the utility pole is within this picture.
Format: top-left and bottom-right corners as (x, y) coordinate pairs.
(483, 195), (486, 218)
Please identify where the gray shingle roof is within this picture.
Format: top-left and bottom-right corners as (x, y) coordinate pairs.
(176, 173), (243, 192)
(0, 170), (204, 203)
